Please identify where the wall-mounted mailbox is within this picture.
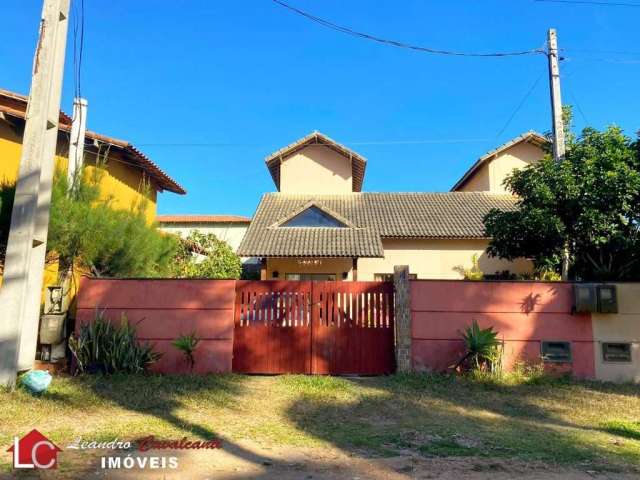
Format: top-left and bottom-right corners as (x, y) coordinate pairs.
(574, 284), (597, 313)
(597, 285), (618, 314)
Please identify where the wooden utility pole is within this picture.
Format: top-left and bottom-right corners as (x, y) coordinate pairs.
(547, 28), (570, 281)
(0, 0), (70, 382)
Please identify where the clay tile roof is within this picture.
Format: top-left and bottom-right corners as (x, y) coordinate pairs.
(0, 88), (185, 195)
(156, 215), (251, 223)
(238, 192), (517, 258)
(265, 131), (367, 192)
(451, 131), (548, 192)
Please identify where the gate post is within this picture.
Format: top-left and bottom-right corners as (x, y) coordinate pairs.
(393, 265), (412, 373)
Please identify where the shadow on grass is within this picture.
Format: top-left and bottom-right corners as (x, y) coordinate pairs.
(282, 373), (640, 471)
(57, 373), (276, 475)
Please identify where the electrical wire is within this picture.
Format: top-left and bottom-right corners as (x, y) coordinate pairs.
(535, 0), (640, 6)
(494, 71), (546, 140)
(271, 0), (545, 57)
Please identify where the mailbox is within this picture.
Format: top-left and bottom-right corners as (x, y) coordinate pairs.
(597, 285), (618, 314)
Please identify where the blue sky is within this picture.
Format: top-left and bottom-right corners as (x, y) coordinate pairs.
(2, 1), (639, 216)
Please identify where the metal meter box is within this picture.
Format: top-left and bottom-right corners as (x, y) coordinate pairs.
(574, 284), (597, 313)
(39, 314), (66, 345)
(597, 285), (618, 314)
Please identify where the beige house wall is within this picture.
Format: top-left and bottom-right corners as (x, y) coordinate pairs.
(280, 145), (353, 194)
(458, 142), (544, 194)
(593, 283), (640, 383)
(357, 238), (532, 280)
(266, 257), (353, 280)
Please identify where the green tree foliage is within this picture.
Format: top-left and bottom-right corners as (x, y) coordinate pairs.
(0, 170), (178, 279)
(171, 231), (242, 279)
(484, 126), (640, 280)
(48, 171), (178, 278)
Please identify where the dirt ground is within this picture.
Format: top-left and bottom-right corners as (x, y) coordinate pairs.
(3, 440), (636, 480)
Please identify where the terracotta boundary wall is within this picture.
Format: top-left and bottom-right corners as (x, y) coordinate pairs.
(75, 278), (236, 374)
(410, 280), (596, 378)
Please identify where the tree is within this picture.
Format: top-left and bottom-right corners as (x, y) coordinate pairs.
(171, 231), (242, 279)
(484, 125), (640, 280)
(0, 169), (179, 281)
(47, 171), (179, 279)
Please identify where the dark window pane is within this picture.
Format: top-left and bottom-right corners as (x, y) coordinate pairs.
(282, 206), (347, 228)
(602, 343), (631, 363)
(541, 341), (571, 362)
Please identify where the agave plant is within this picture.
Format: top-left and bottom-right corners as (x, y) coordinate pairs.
(452, 320), (502, 372)
(69, 310), (162, 374)
(172, 331), (200, 371)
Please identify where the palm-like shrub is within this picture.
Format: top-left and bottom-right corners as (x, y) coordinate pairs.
(172, 332), (200, 371)
(453, 320), (502, 372)
(69, 311), (161, 374)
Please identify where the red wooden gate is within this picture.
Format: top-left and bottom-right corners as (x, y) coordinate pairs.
(232, 281), (395, 375)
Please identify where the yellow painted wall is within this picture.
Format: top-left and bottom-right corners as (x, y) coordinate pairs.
(458, 142), (544, 194)
(267, 257), (353, 280)
(0, 122), (157, 291)
(280, 145), (353, 194)
(0, 125), (157, 224)
(593, 283), (640, 383)
(357, 238), (532, 280)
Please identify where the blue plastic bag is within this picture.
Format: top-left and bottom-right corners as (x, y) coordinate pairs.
(21, 370), (52, 394)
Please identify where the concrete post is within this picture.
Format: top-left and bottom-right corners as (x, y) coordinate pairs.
(0, 0), (70, 383)
(393, 265), (412, 373)
(18, 3), (70, 371)
(67, 97), (88, 189)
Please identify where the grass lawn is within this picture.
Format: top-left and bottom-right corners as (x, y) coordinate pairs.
(1, 372), (640, 473)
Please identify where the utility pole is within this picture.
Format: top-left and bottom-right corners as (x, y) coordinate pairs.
(547, 28), (569, 281)
(67, 97), (88, 189)
(0, 0), (70, 383)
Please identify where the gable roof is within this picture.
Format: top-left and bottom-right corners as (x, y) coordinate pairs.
(265, 131), (367, 192)
(156, 215), (251, 224)
(0, 88), (185, 195)
(238, 192), (517, 258)
(451, 131), (548, 192)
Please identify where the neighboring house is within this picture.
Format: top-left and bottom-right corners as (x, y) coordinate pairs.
(451, 130), (548, 193)
(156, 214), (251, 255)
(0, 87), (185, 282)
(238, 130), (548, 281)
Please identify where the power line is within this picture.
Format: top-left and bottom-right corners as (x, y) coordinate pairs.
(494, 72), (545, 140)
(535, 0), (640, 7)
(271, 0), (545, 57)
(136, 138), (492, 148)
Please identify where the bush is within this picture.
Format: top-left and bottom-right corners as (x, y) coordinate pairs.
(171, 231), (241, 279)
(172, 331), (200, 371)
(69, 311), (161, 374)
(48, 171), (179, 279)
(454, 254), (483, 281)
(453, 320), (502, 373)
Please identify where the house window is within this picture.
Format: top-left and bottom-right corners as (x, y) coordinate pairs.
(281, 206), (347, 228)
(374, 273), (417, 282)
(541, 341), (572, 363)
(602, 343), (632, 363)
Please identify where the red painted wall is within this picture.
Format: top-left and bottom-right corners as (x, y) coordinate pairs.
(410, 281), (595, 378)
(75, 278), (236, 374)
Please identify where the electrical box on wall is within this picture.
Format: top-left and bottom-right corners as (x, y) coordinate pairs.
(597, 285), (618, 314)
(574, 284), (597, 313)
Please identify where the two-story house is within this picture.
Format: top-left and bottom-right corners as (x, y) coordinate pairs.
(238, 130), (547, 280)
